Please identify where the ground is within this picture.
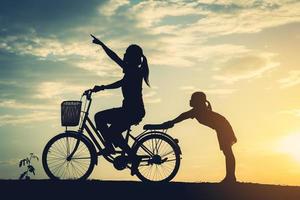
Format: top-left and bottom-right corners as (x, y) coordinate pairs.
(1, 180), (300, 200)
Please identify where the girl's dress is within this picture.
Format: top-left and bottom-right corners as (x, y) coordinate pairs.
(186, 108), (237, 151)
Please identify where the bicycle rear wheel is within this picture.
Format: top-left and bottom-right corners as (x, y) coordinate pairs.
(133, 134), (181, 182)
(42, 133), (95, 180)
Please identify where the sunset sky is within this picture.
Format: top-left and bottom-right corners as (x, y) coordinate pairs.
(0, 0), (300, 185)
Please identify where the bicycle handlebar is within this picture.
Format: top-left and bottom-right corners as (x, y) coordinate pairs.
(82, 89), (93, 100)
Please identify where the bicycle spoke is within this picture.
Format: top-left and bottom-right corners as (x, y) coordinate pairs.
(72, 157), (91, 160)
(44, 135), (93, 180)
(66, 137), (70, 156)
(134, 135), (180, 182)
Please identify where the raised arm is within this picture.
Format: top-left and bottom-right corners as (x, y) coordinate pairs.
(91, 34), (126, 69)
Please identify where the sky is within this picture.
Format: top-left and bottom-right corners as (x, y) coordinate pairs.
(0, 0), (300, 185)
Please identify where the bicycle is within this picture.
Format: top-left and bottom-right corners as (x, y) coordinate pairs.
(42, 89), (182, 182)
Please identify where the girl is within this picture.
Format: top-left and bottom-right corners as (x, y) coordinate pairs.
(90, 35), (150, 175)
(163, 91), (237, 183)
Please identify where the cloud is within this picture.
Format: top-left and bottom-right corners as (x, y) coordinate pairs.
(0, 30), (131, 79)
(0, 111), (57, 127)
(98, 0), (130, 16)
(212, 52), (280, 83)
(143, 90), (161, 104)
(278, 70), (300, 88)
(279, 109), (300, 117)
(179, 85), (236, 95)
(2, 0), (296, 74)
(34, 81), (113, 100)
(0, 99), (55, 110)
(129, 0), (300, 34)
(0, 33), (98, 58)
(129, 1), (201, 28)
(144, 98), (161, 104)
(34, 82), (85, 100)
(0, 80), (18, 86)
(75, 59), (122, 78)
(0, 158), (20, 166)
(148, 40), (249, 68)
(125, 0), (299, 70)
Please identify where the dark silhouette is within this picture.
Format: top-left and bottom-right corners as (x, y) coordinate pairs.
(42, 35), (181, 181)
(3, 180), (300, 200)
(91, 34), (150, 175)
(18, 153), (39, 180)
(42, 88), (181, 181)
(161, 91), (237, 183)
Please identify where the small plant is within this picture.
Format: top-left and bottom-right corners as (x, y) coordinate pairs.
(19, 153), (39, 180)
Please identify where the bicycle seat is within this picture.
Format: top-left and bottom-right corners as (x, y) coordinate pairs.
(143, 123), (173, 130)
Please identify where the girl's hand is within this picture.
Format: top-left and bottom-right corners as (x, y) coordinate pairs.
(90, 34), (103, 45)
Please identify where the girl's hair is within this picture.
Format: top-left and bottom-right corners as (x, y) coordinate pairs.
(206, 100), (212, 111)
(192, 91), (212, 111)
(141, 55), (150, 86)
(127, 44), (150, 87)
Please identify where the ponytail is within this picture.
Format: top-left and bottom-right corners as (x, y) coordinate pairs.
(141, 55), (150, 87)
(206, 100), (212, 111)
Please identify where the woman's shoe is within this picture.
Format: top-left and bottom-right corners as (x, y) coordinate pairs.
(130, 156), (142, 176)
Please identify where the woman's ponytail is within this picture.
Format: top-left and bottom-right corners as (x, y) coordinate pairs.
(141, 55), (150, 87)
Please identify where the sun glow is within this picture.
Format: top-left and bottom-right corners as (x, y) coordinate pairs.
(278, 133), (300, 162)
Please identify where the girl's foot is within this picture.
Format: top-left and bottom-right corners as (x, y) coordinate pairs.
(219, 176), (237, 184)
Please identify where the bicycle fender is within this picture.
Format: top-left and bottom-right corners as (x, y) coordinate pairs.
(133, 131), (182, 155)
(64, 131), (98, 165)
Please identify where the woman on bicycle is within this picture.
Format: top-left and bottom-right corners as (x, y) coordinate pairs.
(162, 91), (237, 183)
(90, 35), (150, 175)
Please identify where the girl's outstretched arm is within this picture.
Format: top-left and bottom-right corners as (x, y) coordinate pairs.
(163, 110), (194, 127)
(171, 110), (194, 124)
(91, 34), (126, 69)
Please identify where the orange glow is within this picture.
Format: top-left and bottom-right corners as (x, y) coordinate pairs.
(278, 133), (300, 162)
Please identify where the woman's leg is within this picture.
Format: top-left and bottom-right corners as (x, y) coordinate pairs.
(107, 123), (131, 152)
(108, 122), (141, 175)
(94, 108), (122, 151)
(222, 145), (236, 182)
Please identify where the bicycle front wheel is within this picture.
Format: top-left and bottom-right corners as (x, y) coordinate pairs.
(133, 134), (181, 182)
(42, 133), (95, 180)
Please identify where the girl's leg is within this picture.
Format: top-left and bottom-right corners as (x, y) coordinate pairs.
(222, 145), (236, 182)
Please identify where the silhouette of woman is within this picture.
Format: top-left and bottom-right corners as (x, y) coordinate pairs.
(163, 92), (237, 183)
(90, 35), (150, 175)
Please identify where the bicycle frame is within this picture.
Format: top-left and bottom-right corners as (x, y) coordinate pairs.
(78, 95), (106, 153)
(68, 91), (149, 163)
(44, 90), (182, 181)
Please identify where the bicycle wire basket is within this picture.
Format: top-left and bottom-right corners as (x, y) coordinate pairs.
(61, 101), (82, 126)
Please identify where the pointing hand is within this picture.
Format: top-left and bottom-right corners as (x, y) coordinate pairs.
(90, 34), (102, 45)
